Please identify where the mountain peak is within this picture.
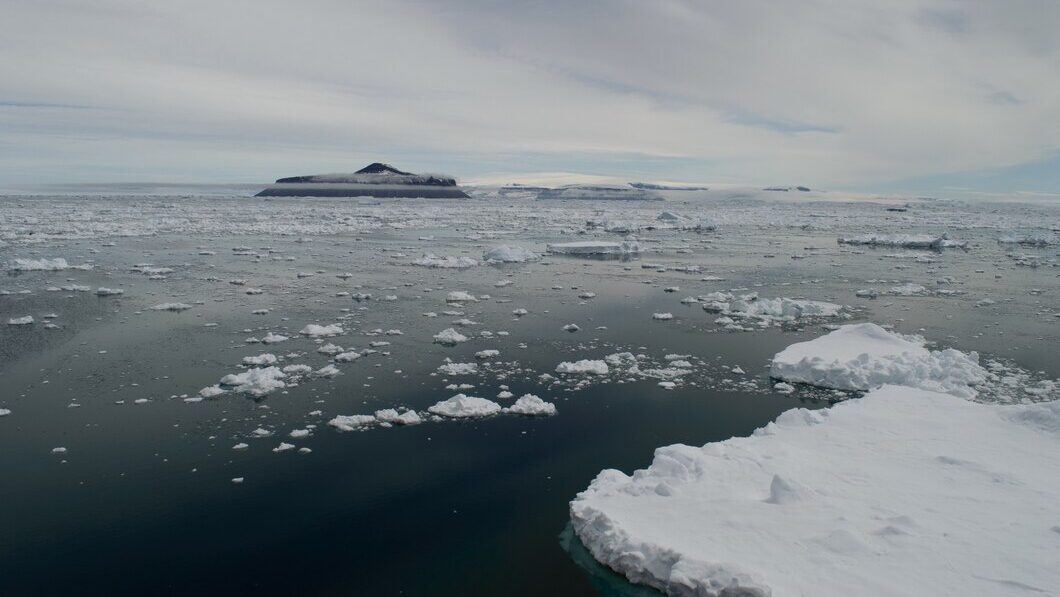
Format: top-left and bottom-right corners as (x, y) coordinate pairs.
(355, 163), (411, 175)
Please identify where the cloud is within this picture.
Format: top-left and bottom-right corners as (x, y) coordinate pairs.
(0, 0), (1058, 190)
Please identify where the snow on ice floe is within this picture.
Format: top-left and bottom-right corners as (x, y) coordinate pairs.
(506, 394), (556, 416)
(8, 257), (91, 271)
(151, 303), (193, 312)
(219, 366), (287, 397)
(556, 360), (609, 375)
(446, 291), (478, 303)
(770, 323), (985, 398)
(437, 362), (478, 376)
(427, 394), (504, 418)
(998, 231), (1056, 246)
(701, 292), (846, 330)
(299, 323), (344, 337)
(8, 316), (34, 325)
(569, 385), (1060, 597)
(433, 328), (469, 346)
(546, 240), (640, 256)
(837, 233), (965, 249)
(412, 254), (478, 269)
(482, 245), (540, 263)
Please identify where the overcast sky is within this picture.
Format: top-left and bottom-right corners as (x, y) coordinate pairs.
(2, 0), (1058, 196)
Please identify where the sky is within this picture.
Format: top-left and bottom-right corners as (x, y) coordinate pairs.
(1, 0), (1059, 198)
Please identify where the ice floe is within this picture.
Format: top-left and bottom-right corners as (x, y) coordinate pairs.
(770, 323), (986, 398)
(570, 385), (1060, 596)
(546, 240), (641, 256)
(427, 394), (504, 418)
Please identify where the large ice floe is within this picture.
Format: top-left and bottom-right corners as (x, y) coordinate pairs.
(8, 257), (91, 271)
(701, 292), (846, 330)
(837, 233), (966, 249)
(570, 385), (1060, 596)
(482, 245), (540, 263)
(770, 323), (986, 398)
(546, 240), (641, 256)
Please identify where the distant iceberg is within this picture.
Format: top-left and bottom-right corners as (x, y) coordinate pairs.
(255, 163), (470, 198)
(537, 184), (663, 201)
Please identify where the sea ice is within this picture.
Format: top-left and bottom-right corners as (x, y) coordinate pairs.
(151, 303), (193, 312)
(413, 254), (478, 269)
(427, 394), (503, 418)
(556, 360), (609, 375)
(482, 245), (540, 263)
(546, 240), (640, 256)
(506, 394), (557, 416)
(299, 323), (344, 337)
(433, 328), (468, 346)
(219, 366), (287, 397)
(770, 323), (986, 398)
(570, 385), (1060, 596)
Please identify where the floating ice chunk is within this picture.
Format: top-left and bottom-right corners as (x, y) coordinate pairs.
(282, 364), (313, 376)
(289, 429), (311, 438)
(837, 234), (960, 249)
(272, 442), (296, 452)
(95, 287), (124, 296)
(563, 323), (580, 332)
(151, 303), (193, 312)
(220, 366), (287, 397)
(546, 240), (640, 256)
(413, 254), (478, 268)
(312, 364), (341, 378)
(0, 408), (11, 417)
(317, 343), (344, 355)
(652, 312), (673, 320)
(438, 362), (478, 376)
(333, 351), (362, 362)
(262, 333), (288, 344)
(328, 414), (377, 431)
(997, 232), (1055, 246)
(433, 328), (468, 346)
(7, 316), (34, 325)
(556, 360), (609, 375)
(506, 394), (557, 416)
(512, 308), (528, 316)
(888, 283), (929, 296)
(10, 257), (92, 271)
(374, 408), (423, 426)
(475, 349), (499, 359)
(232, 443), (249, 450)
(446, 291), (478, 303)
(299, 323), (344, 337)
(483, 245), (540, 263)
(199, 385), (226, 398)
(770, 323), (986, 398)
(242, 353), (278, 366)
(570, 385), (1060, 596)
(428, 394), (503, 418)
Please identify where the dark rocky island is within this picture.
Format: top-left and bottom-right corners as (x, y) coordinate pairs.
(256, 163), (470, 198)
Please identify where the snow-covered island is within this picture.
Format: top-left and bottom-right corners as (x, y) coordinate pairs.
(255, 163), (470, 198)
(537, 184), (663, 201)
